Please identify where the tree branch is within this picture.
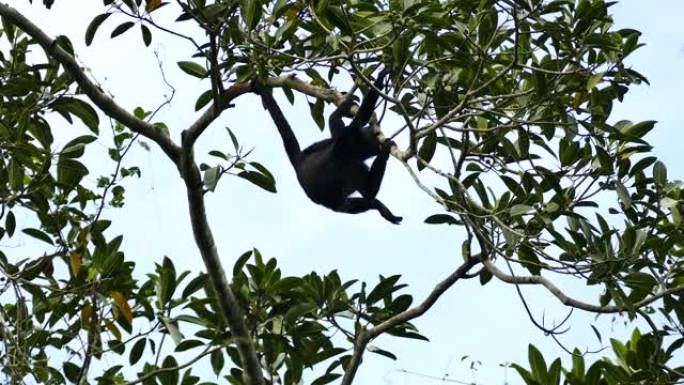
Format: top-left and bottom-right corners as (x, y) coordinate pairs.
(483, 258), (684, 313)
(183, 74), (401, 157)
(182, 75), (335, 146)
(183, 82), (252, 146)
(125, 346), (222, 385)
(0, 2), (182, 164)
(179, 134), (264, 385)
(340, 257), (481, 385)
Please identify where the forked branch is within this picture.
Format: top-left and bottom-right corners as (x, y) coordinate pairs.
(483, 258), (684, 313)
(340, 257), (481, 385)
(0, 3), (182, 164)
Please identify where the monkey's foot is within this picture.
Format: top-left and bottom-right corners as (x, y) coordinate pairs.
(383, 213), (403, 225)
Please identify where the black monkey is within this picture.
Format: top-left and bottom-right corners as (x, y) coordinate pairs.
(252, 71), (402, 224)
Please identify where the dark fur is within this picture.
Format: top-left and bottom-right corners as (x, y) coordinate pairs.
(252, 72), (402, 224)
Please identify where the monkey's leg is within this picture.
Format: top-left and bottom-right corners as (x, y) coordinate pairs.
(371, 198), (403, 224)
(338, 197), (402, 224)
(361, 141), (392, 199)
(337, 197), (373, 214)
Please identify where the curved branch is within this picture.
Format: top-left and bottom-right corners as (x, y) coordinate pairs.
(483, 258), (684, 313)
(340, 257), (481, 385)
(183, 82), (252, 145)
(0, 2), (182, 164)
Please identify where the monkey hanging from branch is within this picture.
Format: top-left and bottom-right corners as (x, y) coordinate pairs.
(251, 69), (402, 224)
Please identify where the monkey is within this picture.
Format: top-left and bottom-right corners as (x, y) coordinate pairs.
(251, 70), (402, 224)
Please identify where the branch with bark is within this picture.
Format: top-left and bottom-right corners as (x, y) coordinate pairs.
(340, 257), (481, 385)
(0, 3), (182, 165)
(483, 258), (684, 314)
(0, 4), (264, 385)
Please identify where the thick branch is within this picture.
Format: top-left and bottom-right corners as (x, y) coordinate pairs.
(264, 75), (401, 156)
(183, 76), (336, 146)
(0, 2), (182, 164)
(179, 135), (263, 385)
(483, 258), (684, 313)
(340, 257), (481, 385)
(184, 82), (252, 145)
(184, 75), (401, 155)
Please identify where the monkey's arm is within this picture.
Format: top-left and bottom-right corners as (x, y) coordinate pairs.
(328, 95), (356, 140)
(349, 68), (389, 129)
(253, 84), (302, 168)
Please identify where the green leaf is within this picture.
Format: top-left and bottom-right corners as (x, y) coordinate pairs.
(510, 363), (536, 385)
(366, 275), (401, 304)
(157, 258), (177, 307)
(424, 214), (462, 225)
(195, 89), (213, 111)
(57, 157), (89, 188)
(309, 99), (325, 130)
(367, 345), (397, 360)
(63, 362), (80, 383)
(160, 316), (183, 345)
(175, 339), (204, 352)
(160, 355), (179, 385)
(233, 250), (252, 276)
(510, 204), (533, 217)
(518, 245), (541, 275)
(586, 72), (604, 90)
(2, 15), (16, 41)
(141, 24), (152, 46)
(129, 338), (146, 365)
(177, 61), (208, 78)
(7, 158), (23, 190)
(311, 373), (341, 385)
(226, 127), (240, 151)
(52, 98), (100, 134)
(390, 294), (413, 312)
(591, 324), (602, 343)
(622, 120), (656, 139)
(211, 349), (225, 376)
(548, 359), (561, 385)
(660, 197), (678, 209)
(653, 161), (666, 186)
(238, 171), (276, 193)
(271, 276), (302, 293)
(528, 344), (548, 382)
(110, 21), (135, 38)
(386, 328), (429, 341)
(417, 131), (437, 171)
(5, 211), (15, 237)
(242, 0), (262, 29)
(203, 167), (220, 192)
(182, 274), (207, 298)
(23, 228), (54, 245)
(61, 135), (97, 158)
(571, 348), (585, 378)
(284, 302), (317, 325)
(85, 13), (111, 46)
(615, 180), (631, 209)
(623, 272), (657, 292)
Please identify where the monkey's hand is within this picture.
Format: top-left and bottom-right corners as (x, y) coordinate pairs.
(380, 139), (397, 154)
(338, 93), (360, 113)
(250, 79), (267, 95)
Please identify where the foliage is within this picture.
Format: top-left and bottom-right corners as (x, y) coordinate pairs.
(1, 0), (684, 384)
(515, 329), (684, 385)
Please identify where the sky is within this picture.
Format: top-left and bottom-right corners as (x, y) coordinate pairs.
(8, 1), (684, 384)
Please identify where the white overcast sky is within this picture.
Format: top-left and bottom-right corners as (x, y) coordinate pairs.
(9, 1), (684, 384)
